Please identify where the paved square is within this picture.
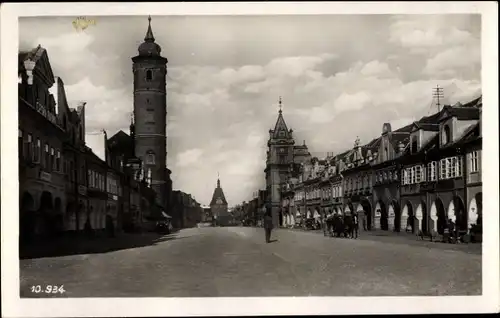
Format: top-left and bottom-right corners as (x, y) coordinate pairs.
(20, 227), (481, 297)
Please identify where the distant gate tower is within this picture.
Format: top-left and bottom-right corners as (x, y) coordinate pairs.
(132, 16), (171, 211)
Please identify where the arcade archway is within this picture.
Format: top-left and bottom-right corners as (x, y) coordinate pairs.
(449, 196), (466, 231)
(388, 201), (399, 232)
(400, 201), (414, 233)
(374, 201), (386, 230)
(359, 199), (372, 231)
(38, 191), (54, 236)
(430, 198), (446, 235)
(19, 192), (35, 243)
(468, 192), (482, 229)
(415, 201), (427, 234)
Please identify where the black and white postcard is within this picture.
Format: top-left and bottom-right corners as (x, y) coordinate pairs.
(1, 2), (498, 317)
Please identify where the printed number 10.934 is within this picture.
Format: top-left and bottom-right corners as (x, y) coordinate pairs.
(31, 285), (66, 294)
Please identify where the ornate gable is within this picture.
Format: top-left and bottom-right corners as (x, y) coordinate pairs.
(32, 46), (56, 87)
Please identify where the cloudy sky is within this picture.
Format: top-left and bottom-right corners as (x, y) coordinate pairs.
(19, 14), (481, 206)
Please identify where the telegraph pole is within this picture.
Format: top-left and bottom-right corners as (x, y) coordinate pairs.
(433, 85), (444, 112)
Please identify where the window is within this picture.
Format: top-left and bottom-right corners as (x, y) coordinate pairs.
(428, 161), (437, 181)
(455, 156), (463, 177)
(439, 156), (463, 180)
(440, 159), (446, 180)
(450, 157), (456, 177)
(146, 69), (152, 81)
(88, 170), (92, 187)
(470, 151), (479, 172)
(51, 147), (56, 170)
(44, 143), (50, 169)
(56, 151), (61, 172)
(18, 129), (23, 159)
(415, 166), (422, 183)
(411, 137), (418, 153)
(145, 153), (155, 165)
(442, 125), (452, 145)
(404, 168), (412, 185)
(384, 147), (388, 160)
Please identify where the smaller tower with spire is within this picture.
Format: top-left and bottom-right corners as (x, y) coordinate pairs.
(210, 173), (229, 226)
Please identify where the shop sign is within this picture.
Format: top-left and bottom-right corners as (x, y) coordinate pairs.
(39, 171), (51, 182)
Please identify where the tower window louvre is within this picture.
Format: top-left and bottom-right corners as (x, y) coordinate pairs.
(146, 70), (152, 81)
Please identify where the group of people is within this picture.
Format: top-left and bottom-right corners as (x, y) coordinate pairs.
(325, 212), (360, 239)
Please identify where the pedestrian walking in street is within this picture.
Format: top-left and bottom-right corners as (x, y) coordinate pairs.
(362, 212), (367, 231)
(264, 211), (274, 243)
(353, 212), (359, 239)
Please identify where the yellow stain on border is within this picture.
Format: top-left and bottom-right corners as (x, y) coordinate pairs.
(72, 16), (97, 32)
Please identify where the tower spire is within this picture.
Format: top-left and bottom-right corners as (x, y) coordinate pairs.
(217, 172), (220, 188)
(144, 15), (155, 42)
(278, 96), (282, 114)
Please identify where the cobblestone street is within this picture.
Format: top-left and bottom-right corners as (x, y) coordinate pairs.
(20, 226), (481, 297)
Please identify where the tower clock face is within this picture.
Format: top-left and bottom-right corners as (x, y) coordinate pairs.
(216, 198), (223, 204)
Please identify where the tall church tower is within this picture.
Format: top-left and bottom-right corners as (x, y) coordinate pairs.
(265, 97), (295, 227)
(132, 16), (171, 211)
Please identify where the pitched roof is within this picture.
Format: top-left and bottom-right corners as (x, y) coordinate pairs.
(442, 122), (480, 149)
(413, 122), (440, 131)
(460, 95), (482, 108)
(394, 123), (414, 133)
(108, 130), (135, 159)
(441, 106), (480, 121)
(210, 178), (228, 206)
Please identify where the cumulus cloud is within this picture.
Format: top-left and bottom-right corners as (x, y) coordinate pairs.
(20, 15), (481, 206)
(176, 149), (204, 167)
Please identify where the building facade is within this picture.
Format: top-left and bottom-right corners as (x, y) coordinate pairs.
(132, 16), (172, 213)
(171, 190), (203, 228)
(400, 99), (482, 237)
(18, 45), (67, 243)
(56, 76), (89, 234)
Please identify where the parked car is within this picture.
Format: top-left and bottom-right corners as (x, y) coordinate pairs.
(156, 221), (171, 234)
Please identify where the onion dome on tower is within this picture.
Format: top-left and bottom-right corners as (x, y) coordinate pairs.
(138, 15), (162, 57)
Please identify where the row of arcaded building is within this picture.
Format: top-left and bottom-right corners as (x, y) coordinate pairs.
(277, 95), (482, 240)
(17, 18), (200, 244)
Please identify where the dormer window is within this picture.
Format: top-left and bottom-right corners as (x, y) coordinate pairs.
(384, 147), (388, 160)
(411, 136), (418, 153)
(442, 125), (451, 145)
